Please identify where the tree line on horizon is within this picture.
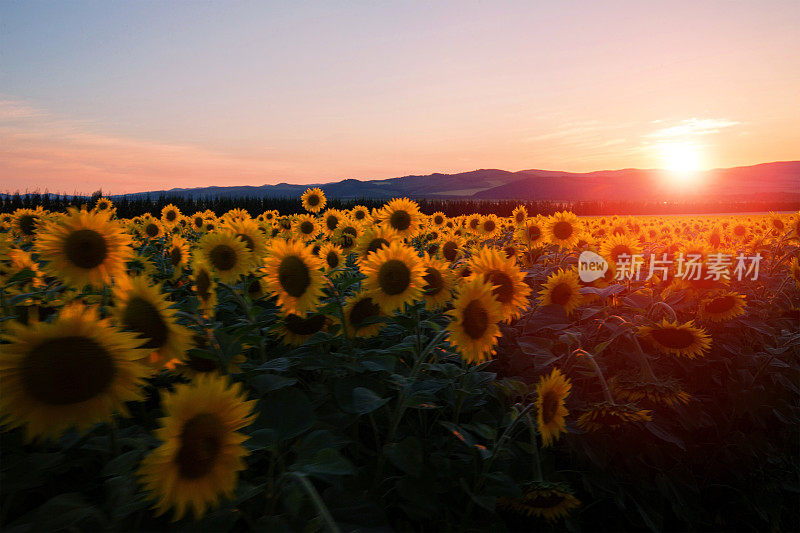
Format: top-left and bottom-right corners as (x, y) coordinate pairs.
(1, 191), (798, 218)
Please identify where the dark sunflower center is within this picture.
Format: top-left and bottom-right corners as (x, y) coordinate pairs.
(338, 234), (354, 249)
(326, 251), (339, 269)
(278, 255), (311, 297)
(462, 300), (489, 339)
(459, 266), (472, 278)
(427, 243), (439, 256)
(176, 413), (224, 479)
(423, 267), (444, 295)
(503, 246), (516, 259)
(378, 259), (411, 295)
(247, 279), (263, 297)
(166, 210), (177, 221)
(773, 219), (784, 230)
(307, 194), (320, 206)
(342, 226), (357, 237)
(122, 296), (169, 349)
(486, 270), (514, 304)
(515, 212), (525, 223)
(609, 245), (631, 262)
(311, 244), (321, 256)
(98, 202), (108, 210)
(389, 210), (411, 231)
(706, 296), (736, 314)
(550, 282), (573, 307)
(64, 229), (108, 269)
(325, 216), (339, 231)
(552, 221), (573, 240)
(367, 238), (389, 255)
(145, 223), (159, 237)
(354, 211), (366, 220)
(527, 493), (567, 509)
(285, 313), (326, 335)
(209, 244), (237, 272)
(349, 297), (380, 327)
(733, 225), (746, 236)
(442, 241), (458, 261)
(650, 327), (695, 349)
(194, 217), (204, 227)
(22, 336), (115, 405)
(541, 390), (559, 424)
(237, 233), (255, 252)
(434, 215), (444, 225)
(527, 225), (542, 241)
(19, 214), (37, 236)
(483, 220), (496, 232)
(300, 221), (314, 235)
(196, 269), (212, 300)
(170, 247), (183, 266)
(469, 219), (480, 230)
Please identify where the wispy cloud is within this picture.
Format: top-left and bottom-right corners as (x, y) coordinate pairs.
(646, 118), (740, 139)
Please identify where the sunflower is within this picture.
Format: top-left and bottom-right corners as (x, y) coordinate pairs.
(478, 214), (500, 237)
(446, 277), (504, 364)
(167, 235), (191, 278)
(301, 187), (327, 213)
(221, 207), (251, 223)
(545, 211), (580, 249)
(350, 205), (370, 223)
(497, 481), (580, 522)
(139, 216), (165, 240)
(430, 211), (447, 227)
(35, 207), (132, 289)
(113, 276), (194, 370)
(355, 226), (397, 262)
(0, 303), (148, 440)
(261, 239), (325, 316)
(360, 241), (425, 312)
(788, 258), (800, 288)
(1, 249), (45, 296)
(378, 198), (424, 239)
(468, 247), (531, 321)
(190, 212), (206, 232)
(192, 260), (218, 317)
(599, 232), (642, 267)
(577, 402), (652, 432)
(535, 368), (571, 447)
(420, 254), (455, 310)
(538, 269), (583, 315)
(342, 291), (385, 338)
(440, 233), (466, 263)
(196, 231), (253, 283)
(319, 242), (344, 275)
(222, 218), (267, 262)
(610, 375), (692, 408)
(698, 291), (746, 322)
(333, 222), (359, 253)
(161, 204), (182, 227)
(292, 214), (320, 240)
(274, 312), (329, 346)
(638, 319), (711, 359)
(511, 205), (528, 227)
(138, 374), (256, 521)
(12, 208), (44, 241)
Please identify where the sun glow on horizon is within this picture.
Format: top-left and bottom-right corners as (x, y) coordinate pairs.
(658, 141), (706, 186)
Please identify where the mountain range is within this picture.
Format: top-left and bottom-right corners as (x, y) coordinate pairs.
(122, 161), (800, 202)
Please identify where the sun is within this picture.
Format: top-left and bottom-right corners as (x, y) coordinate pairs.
(659, 142), (703, 174)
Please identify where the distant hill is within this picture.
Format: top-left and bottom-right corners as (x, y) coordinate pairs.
(110, 161), (800, 201)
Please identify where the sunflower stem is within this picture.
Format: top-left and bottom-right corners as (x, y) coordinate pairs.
(629, 334), (658, 382)
(526, 413), (544, 482)
(291, 473), (341, 533)
(575, 349), (615, 405)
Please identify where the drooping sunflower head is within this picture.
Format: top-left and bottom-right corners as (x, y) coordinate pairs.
(113, 276), (194, 370)
(196, 230), (253, 283)
(420, 254), (454, 311)
(638, 319), (711, 359)
(497, 481), (580, 522)
(577, 402), (652, 432)
(512, 205), (528, 227)
(261, 239), (326, 316)
(275, 311), (329, 346)
(698, 291), (746, 322)
(138, 374), (256, 521)
(446, 277), (504, 364)
(342, 291), (385, 338)
(536, 367), (572, 447)
(0, 303), (148, 441)
(167, 235), (191, 277)
(301, 187), (327, 213)
(360, 240), (425, 313)
(538, 268), (583, 316)
(610, 374), (692, 408)
(191, 259), (218, 317)
(35, 207), (132, 289)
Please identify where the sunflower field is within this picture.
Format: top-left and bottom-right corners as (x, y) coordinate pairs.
(1, 192), (799, 531)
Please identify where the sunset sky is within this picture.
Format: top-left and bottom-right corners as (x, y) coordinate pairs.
(2, 1), (799, 195)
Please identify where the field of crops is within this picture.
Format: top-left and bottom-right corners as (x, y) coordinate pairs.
(1, 190), (798, 531)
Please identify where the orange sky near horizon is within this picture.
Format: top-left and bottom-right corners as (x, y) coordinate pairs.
(1, 1), (799, 195)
